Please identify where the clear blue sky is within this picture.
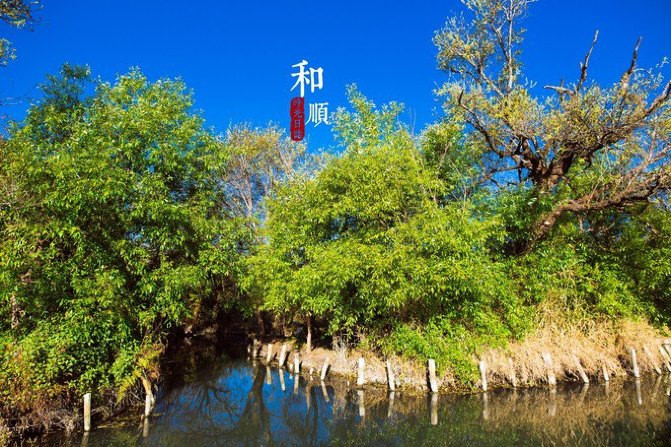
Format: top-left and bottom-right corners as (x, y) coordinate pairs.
(2, 0), (670, 150)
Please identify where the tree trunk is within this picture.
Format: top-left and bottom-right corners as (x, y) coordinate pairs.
(256, 311), (265, 337)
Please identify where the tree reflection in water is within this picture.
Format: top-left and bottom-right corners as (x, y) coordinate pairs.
(42, 339), (671, 447)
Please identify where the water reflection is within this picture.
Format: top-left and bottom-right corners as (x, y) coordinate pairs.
(45, 344), (671, 447)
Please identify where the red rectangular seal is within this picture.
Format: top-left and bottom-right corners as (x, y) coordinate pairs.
(290, 96), (305, 141)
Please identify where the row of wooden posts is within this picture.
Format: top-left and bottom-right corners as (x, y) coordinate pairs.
(79, 340), (671, 432)
(249, 339), (671, 394)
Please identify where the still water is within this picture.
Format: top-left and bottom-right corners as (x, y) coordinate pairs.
(43, 339), (671, 446)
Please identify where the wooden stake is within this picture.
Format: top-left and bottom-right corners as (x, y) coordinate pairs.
(320, 358), (330, 381)
(83, 393), (91, 432)
(266, 343), (273, 363)
(479, 360), (488, 392)
(658, 345), (671, 372)
(430, 392), (438, 425)
(357, 357), (365, 387)
(386, 360), (396, 391)
(572, 353), (589, 384)
(542, 352), (556, 387)
(427, 359), (438, 393)
(387, 391), (395, 418)
(279, 367), (286, 391)
(508, 358), (517, 388)
(357, 390), (365, 417)
(294, 352), (301, 374)
(602, 364), (610, 382)
(630, 347), (640, 378)
(278, 343), (288, 367)
(643, 345), (661, 375)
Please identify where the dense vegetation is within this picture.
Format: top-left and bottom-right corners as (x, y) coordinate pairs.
(1, 0), (670, 432)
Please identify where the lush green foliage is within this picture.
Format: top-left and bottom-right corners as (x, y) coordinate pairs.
(2, 0), (671, 417)
(0, 66), (247, 402)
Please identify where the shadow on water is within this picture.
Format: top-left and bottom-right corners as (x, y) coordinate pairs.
(40, 338), (671, 447)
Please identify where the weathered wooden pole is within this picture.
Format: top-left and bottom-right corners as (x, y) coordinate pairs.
(482, 392), (489, 421)
(320, 358), (330, 381)
(357, 390), (365, 418)
(265, 366), (272, 385)
(658, 345), (671, 372)
(294, 352), (301, 375)
(572, 354), (589, 384)
(635, 379), (643, 406)
(542, 352), (556, 387)
(508, 358), (518, 388)
(427, 359), (438, 393)
(280, 367), (286, 391)
(430, 392), (438, 425)
(479, 360), (488, 392)
(357, 357), (365, 387)
(630, 347), (640, 378)
(386, 360), (396, 391)
(83, 392), (91, 432)
(266, 343), (274, 364)
(548, 387), (557, 417)
(321, 381), (330, 402)
(643, 346), (661, 375)
(602, 364), (610, 382)
(306, 316), (313, 353)
(293, 372), (299, 394)
(278, 343), (288, 368)
(387, 391), (395, 418)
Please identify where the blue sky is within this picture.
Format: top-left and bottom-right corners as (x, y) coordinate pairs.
(2, 0), (670, 150)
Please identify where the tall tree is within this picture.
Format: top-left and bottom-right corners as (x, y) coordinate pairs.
(434, 0), (671, 248)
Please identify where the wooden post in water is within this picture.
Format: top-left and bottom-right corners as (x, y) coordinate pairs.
(386, 360), (396, 391)
(479, 360), (488, 392)
(278, 343), (288, 368)
(320, 358), (330, 381)
(658, 345), (671, 372)
(266, 366), (272, 385)
(663, 341), (671, 359)
(266, 343), (273, 364)
(482, 392), (489, 420)
(321, 381), (330, 402)
(357, 390), (365, 418)
(548, 387), (557, 417)
(387, 391), (395, 418)
(83, 393), (91, 432)
(602, 364), (610, 382)
(508, 358), (518, 388)
(430, 392), (438, 425)
(294, 353), (301, 375)
(427, 359), (438, 393)
(643, 346), (661, 375)
(279, 367), (286, 391)
(357, 357), (365, 387)
(630, 347), (640, 378)
(635, 379), (643, 406)
(572, 353), (589, 384)
(542, 352), (556, 387)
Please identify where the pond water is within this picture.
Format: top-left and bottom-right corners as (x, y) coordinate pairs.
(41, 339), (671, 446)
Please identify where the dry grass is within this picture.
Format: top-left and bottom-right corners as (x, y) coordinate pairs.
(482, 302), (671, 389)
(254, 306), (671, 392)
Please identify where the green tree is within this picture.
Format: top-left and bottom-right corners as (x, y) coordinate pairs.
(0, 65), (244, 404)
